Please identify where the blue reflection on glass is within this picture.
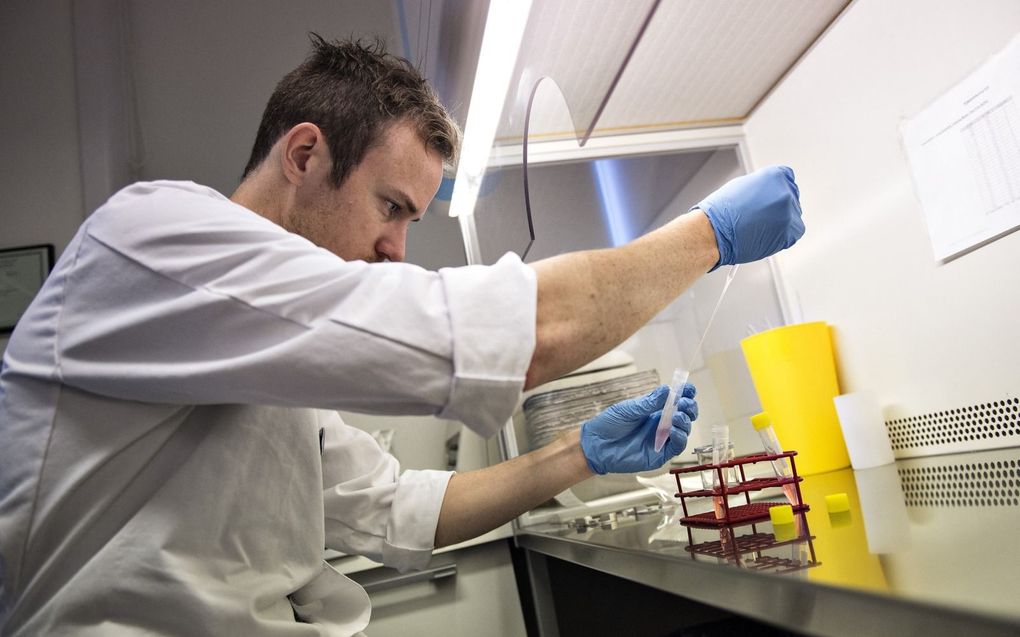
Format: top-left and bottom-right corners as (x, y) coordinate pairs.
(593, 159), (631, 247)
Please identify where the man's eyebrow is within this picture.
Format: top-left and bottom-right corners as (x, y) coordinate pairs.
(389, 188), (419, 216)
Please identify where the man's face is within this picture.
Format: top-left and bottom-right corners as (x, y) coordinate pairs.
(290, 119), (444, 262)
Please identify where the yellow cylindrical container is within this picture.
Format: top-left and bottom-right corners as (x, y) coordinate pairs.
(740, 321), (849, 476)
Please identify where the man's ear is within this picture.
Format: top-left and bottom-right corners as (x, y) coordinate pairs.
(280, 122), (329, 186)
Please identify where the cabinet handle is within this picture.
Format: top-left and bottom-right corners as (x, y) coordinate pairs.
(361, 564), (458, 593)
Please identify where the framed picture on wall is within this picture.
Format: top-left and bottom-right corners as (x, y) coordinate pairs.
(1, 244), (55, 335)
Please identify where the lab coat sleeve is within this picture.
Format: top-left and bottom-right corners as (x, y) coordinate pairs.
(435, 255), (538, 435)
(319, 412), (453, 571)
(49, 182), (537, 436)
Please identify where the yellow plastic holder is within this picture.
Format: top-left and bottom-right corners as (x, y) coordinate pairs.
(741, 322), (850, 476)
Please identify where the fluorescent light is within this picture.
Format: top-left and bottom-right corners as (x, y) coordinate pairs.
(593, 159), (632, 247)
(448, 0), (533, 218)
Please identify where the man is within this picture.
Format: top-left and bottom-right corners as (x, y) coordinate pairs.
(0, 36), (803, 635)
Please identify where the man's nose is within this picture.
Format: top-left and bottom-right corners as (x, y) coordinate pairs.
(376, 228), (407, 263)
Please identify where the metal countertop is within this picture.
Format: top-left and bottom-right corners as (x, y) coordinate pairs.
(516, 446), (1020, 637)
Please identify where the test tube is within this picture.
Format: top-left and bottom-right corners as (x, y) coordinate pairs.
(653, 368), (687, 453)
(750, 412), (799, 506)
(694, 442), (735, 489)
(711, 424), (731, 519)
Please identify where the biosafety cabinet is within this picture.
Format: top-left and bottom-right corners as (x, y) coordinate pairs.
(451, 0), (834, 524)
(424, 1), (1020, 636)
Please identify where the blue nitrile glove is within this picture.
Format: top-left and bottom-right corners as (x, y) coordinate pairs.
(580, 384), (698, 475)
(692, 165), (805, 271)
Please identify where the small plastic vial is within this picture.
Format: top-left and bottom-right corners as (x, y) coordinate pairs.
(710, 424), (732, 519)
(694, 442), (735, 489)
(751, 412), (790, 475)
(710, 424), (733, 484)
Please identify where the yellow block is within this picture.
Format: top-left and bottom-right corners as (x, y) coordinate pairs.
(769, 504), (794, 525)
(740, 322), (850, 475)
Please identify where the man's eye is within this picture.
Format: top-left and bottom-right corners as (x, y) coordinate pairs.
(386, 201), (401, 216)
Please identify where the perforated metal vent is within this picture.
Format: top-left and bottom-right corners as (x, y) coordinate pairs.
(885, 398), (1020, 455)
(898, 457), (1020, 508)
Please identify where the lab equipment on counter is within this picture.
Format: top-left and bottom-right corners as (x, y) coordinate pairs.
(750, 412), (800, 506)
(711, 423), (732, 518)
(525, 369), (659, 451)
(741, 321), (850, 475)
(711, 424), (733, 478)
(524, 368), (659, 502)
(833, 391), (895, 469)
(693, 442), (736, 488)
(653, 264), (740, 452)
(670, 449), (808, 527)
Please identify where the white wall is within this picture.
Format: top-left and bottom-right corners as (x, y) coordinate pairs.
(745, 0), (1020, 421)
(0, 0), (85, 351)
(126, 0), (396, 196)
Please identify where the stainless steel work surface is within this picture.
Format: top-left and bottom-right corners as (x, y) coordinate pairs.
(517, 446), (1020, 637)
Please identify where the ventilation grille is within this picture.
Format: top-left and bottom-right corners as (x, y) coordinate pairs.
(898, 456), (1020, 508)
(885, 397), (1020, 455)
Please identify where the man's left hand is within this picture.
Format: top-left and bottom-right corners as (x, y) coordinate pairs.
(580, 384), (698, 475)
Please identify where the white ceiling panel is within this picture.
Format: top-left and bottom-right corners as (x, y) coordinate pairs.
(510, 0), (850, 143)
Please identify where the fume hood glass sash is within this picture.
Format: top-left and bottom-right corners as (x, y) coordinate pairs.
(463, 0), (661, 266)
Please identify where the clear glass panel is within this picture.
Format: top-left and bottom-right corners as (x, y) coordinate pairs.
(499, 0), (660, 146)
(475, 146), (721, 263)
(471, 0), (660, 264)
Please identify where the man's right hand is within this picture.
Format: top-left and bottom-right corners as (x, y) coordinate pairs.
(692, 165), (805, 271)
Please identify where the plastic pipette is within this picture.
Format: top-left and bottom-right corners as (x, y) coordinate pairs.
(652, 265), (740, 453)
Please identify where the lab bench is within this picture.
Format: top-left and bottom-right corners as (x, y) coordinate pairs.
(514, 446), (1020, 637)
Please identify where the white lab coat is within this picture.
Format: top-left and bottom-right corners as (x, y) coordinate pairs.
(0, 181), (537, 636)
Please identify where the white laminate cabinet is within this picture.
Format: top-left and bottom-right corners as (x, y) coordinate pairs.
(346, 540), (527, 637)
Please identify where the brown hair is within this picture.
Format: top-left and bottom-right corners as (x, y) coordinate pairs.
(242, 34), (460, 186)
